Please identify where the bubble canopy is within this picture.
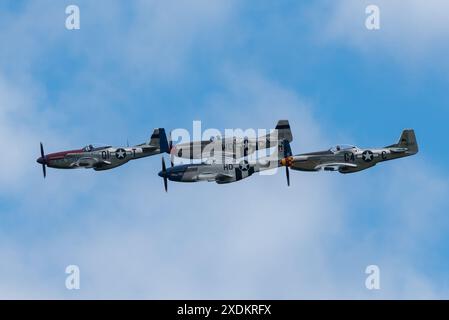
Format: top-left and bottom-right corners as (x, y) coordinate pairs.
(82, 144), (111, 152)
(329, 144), (357, 153)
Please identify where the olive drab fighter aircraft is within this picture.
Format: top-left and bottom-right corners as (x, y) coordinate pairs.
(169, 120), (293, 160)
(36, 128), (169, 177)
(158, 139), (293, 191)
(280, 129), (418, 176)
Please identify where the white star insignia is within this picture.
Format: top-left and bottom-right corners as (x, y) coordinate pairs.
(363, 152), (372, 161)
(240, 161), (249, 171)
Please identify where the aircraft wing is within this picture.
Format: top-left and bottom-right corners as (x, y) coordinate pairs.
(214, 173), (234, 183)
(314, 162), (357, 171)
(201, 152), (239, 163)
(197, 172), (219, 181)
(70, 157), (111, 168)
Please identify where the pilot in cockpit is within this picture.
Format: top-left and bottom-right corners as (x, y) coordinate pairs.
(84, 145), (94, 152)
(331, 144), (356, 153)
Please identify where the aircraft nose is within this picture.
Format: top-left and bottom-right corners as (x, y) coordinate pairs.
(36, 157), (44, 164)
(158, 171), (165, 178)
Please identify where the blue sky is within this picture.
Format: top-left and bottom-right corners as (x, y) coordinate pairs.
(1, 0), (449, 298)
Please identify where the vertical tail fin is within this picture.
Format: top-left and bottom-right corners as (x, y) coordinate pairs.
(387, 129), (418, 155)
(149, 128), (169, 153)
(275, 120), (293, 142)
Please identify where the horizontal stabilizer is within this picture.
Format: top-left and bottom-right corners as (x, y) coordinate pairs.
(389, 147), (408, 153)
(386, 129), (418, 155)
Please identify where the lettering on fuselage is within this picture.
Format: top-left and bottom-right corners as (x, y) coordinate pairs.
(344, 152), (355, 162)
(223, 164), (234, 171)
(101, 150), (111, 160)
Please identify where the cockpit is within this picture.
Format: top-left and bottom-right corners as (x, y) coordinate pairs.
(329, 144), (357, 153)
(82, 145), (94, 152)
(82, 144), (111, 152)
(209, 135), (222, 142)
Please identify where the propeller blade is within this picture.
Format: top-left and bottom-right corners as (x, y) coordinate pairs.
(168, 131), (174, 167)
(168, 131), (173, 151)
(40, 142), (45, 158)
(40, 142), (46, 178)
(286, 166), (290, 186)
(162, 157), (168, 192)
(168, 131), (174, 168)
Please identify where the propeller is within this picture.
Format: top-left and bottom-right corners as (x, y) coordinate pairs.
(169, 131), (174, 167)
(39, 142), (47, 178)
(161, 157), (168, 192)
(281, 139), (292, 187)
(168, 130), (173, 151)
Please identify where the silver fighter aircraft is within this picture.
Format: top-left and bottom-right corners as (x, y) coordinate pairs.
(169, 120), (293, 160)
(159, 140), (293, 191)
(280, 129), (418, 175)
(36, 128), (169, 177)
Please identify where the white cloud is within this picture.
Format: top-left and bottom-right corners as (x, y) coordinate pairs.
(2, 67), (448, 299)
(0, 76), (43, 188)
(0, 2), (448, 299)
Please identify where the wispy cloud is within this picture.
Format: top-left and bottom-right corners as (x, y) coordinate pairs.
(316, 0), (449, 65)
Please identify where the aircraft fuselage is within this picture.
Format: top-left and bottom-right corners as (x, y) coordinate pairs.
(37, 145), (160, 171)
